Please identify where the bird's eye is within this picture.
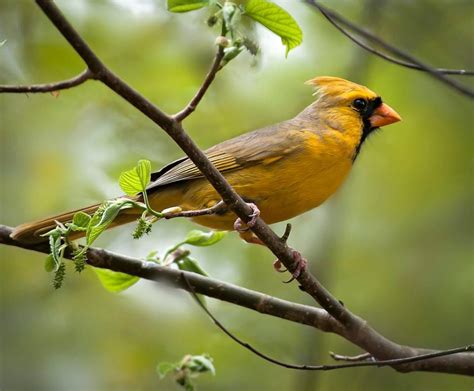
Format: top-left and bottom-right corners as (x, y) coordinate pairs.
(352, 98), (368, 112)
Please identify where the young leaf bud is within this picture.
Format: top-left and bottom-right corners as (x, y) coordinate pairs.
(207, 15), (218, 27)
(215, 36), (230, 48)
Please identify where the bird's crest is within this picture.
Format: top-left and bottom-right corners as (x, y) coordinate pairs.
(305, 76), (375, 100)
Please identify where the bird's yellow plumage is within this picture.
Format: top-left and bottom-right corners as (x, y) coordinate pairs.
(11, 77), (401, 243)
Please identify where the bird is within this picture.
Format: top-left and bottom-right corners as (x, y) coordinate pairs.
(11, 76), (401, 247)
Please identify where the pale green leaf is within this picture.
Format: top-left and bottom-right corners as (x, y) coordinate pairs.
(119, 167), (142, 196)
(136, 159), (151, 190)
(167, 0), (208, 12)
(72, 211), (91, 228)
(119, 160), (151, 195)
(44, 254), (55, 272)
(49, 234), (63, 269)
(157, 362), (176, 378)
(184, 230), (226, 247)
(222, 2), (241, 35)
(187, 354), (215, 375)
(245, 0), (303, 56)
(86, 201), (125, 245)
(177, 257), (209, 277)
(93, 267), (140, 293)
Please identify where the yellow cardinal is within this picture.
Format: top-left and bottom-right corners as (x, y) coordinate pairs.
(11, 76), (401, 244)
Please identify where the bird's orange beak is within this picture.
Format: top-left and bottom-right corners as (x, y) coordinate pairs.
(369, 103), (402, 128)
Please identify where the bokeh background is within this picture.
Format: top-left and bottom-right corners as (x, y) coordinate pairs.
(1, 1), (473, 390)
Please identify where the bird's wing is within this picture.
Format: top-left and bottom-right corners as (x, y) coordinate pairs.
(147, 121), (306, 190)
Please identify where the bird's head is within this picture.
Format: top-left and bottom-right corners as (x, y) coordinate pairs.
(305, 76), (401, 142)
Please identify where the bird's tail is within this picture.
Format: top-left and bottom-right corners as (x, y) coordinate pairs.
(10, 199), (141, 244)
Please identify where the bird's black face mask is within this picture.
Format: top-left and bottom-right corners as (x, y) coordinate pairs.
(353, 96), (383, 160)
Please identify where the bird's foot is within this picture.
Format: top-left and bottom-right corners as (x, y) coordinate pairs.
(278, 250), (307, 283)
(233, 203), (260, 232)
(272, 259), (287, 273)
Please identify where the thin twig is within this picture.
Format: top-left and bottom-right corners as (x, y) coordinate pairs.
(163, 201), (227, 219)
(0, 68), (93, 93)
(318, 13), (474, 76)
(173, 47), (225, 121)
(306, 0), (474, 98)
(182, 272), (474, 371)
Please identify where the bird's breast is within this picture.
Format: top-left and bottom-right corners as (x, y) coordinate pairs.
(171, 130), (355, 230)
(246, 133), (353, 223)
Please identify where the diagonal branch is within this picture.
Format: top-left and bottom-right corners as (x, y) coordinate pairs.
(34, 0), (173, 129)
(306, 0), (474, 98)
(0, 68), (93, 93)
(1, 224), (473, 376)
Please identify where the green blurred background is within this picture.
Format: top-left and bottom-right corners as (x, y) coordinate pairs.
(1, 1), (473, 390)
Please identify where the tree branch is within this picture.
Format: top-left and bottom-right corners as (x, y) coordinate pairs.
(182, 272), (474, 372)
(173, 47), (225, 121)
(1, 224), (472, 376)
(306, 0), (474, 98)
(0, 68), (93, 93)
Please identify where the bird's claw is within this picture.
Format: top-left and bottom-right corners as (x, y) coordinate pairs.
(283, 250), (308, 283)
(272, 259), (287, 273)
(233, 203), (260, 233)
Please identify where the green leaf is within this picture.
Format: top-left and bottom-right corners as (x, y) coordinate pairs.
(145, 250), (161, 263)
(72, 211), (91, 228)
(222, 45), (244, 64)
(93, 268), (140, 293)
(167, 0), (208, 13)
(44, 254), (55, 272)
(244, 0), (303, 56)
(119, 168), (142, 196)
(177, 257), (209, 277)
(119, 160), (151, 196)
(222, 1), (241, 36)
(136, 159), (151, 191)
(157, 362), (176, 379)
(86, 199), (132, 246)
(97, 202), (123, 227)
(184, 230), (226, 247)
(186, 354), (215, 375)
(242, 37), (259, 55)
(49, 234), (63, 269)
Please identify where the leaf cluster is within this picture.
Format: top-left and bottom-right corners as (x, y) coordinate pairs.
(43, 160), (226, 291)
(168, 0), (303, 57)
(157, 354), (215, 391)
